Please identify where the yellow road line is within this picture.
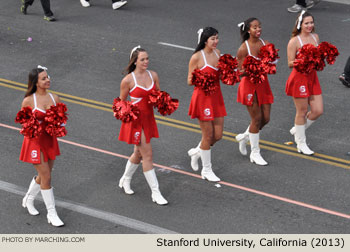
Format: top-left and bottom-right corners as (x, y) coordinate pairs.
(0, 78), (26, 86)
(221, 135), (349, 169)
(0, 82), (113, 112)
(1, 79), (349, 168)
(260, 145), (350, 170)
(155, 114), (201, 128)
(155, 120), (202, 134)
(60, 97), (113, 112)
(0, 78), (111, 107)
(0, 82), (27, 92)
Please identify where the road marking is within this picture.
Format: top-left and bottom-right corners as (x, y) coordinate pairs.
(0, 180), (177, 234)
(158, 42), (194, 51)
(1, 78), (350, 169)
(0, 78), (111, 107)
(1, 122), (349, 220)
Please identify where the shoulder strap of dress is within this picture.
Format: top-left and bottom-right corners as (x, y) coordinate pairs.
(259, 38), (266, 46)
(297, 35), (303, 47)
(131, 72), (138, 86)
(33, 93), (38, 109)
(213, 50), (219, 58)
(146, 70), (154, 83)
(310, 33), (318, 46)
(200, 50), (208, 65)
(49, 93), (56, 106)
(245, 40), (252, 56)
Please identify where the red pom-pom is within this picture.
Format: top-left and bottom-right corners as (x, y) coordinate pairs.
(148, 90), (179, 116)
(218, 54), (240, 85)
(45, 124), (67, 138)
(261, 62), (277, 75)
(259, 44), (279, 75)
(191, 69), (219, 95)
(243, 56), (266, 84)
(258, 44), (280, 64)
(314, 55), (326, 71)
(15, 106), (33, 124)
(112, 97), (140, 123)
(318, 41), (339, 65)
(293, 44), (320, 74)
(15, 106), (43, 138)
(44, 103), (68, 137)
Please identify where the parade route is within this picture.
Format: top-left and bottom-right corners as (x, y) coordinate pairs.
(1, 0), (350, 234)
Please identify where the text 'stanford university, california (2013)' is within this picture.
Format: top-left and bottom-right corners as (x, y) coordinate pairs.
(156, 237), (309, 248)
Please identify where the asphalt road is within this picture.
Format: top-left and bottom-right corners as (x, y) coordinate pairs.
(1, 0), (350, 234)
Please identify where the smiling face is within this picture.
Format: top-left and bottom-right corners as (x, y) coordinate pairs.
(205, 34), (219, 49)
(249, 19), (262, 38)
(36, 71), (50, 89)
(301, 16), (314, 33)
(135, 51), (149, 71)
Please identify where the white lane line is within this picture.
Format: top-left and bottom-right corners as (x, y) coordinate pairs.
(0, 180), (177, 234)
(2, 123), (350, 220)
(325, 0), (350, 4)
(158, 42), (194, 51)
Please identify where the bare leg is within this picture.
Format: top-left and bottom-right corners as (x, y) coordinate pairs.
(33, 152), (52, 189)
(308, 94), (323, 121)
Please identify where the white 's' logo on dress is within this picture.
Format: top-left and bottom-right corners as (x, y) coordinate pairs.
(247, 94), (253, 101)
(299, 85), (306, 93)
(204, 108), (211, 116)
(134, 132), (140, 141)
(31, 150), (38, 158)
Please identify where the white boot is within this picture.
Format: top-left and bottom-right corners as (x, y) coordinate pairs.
(187, 141), (201, 171)
(200, 149), (220, 182)
(294, 124), (314, 155)
(22, 176), (40, 216)
(119, 160), (139, 194)
(80, 0), (90, 7)
(144, 169), (168, 205)
(235, 126), (250, 156)
(249, 132), (268, 166)
(112, 1), (127, 10)
(290, 118), (315, 135)
(41, 188), (64, 227)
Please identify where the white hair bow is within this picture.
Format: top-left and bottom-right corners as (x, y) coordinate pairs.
(297, 10), (306, 30)
(197, 28), (203, 44)
(130, 45), (141, 59)
(237, 22), (245, 31)
(37, 65), (50, 78)
(37, 65), (48, 71)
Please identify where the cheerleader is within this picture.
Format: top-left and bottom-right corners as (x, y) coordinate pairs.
(118, 46), (168, 205)
(235, 18), (274, 165)
(187, 27), (226, 182)
(19, 67), (64, 227)
(286, 11), (322, 155)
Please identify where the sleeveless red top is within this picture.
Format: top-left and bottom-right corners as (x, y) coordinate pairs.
(118, 70), (159, 144)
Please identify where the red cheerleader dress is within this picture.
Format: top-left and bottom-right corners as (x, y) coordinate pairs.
(188, 50), (227, 121)
(118, 70), (159, 144)
(237, 38), (274, 106)
(19, 93), (60, 164)
(285, 34), (322, 97)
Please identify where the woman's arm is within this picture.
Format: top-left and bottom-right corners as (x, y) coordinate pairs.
(52, 93), (61, 104)
(151, 71), (160, 91)
(187, 53), (200, 86)
(21, 96), (32, 109)
(313, 33), (320, 45)
(236, 44), (247, 70)
(119, 76), (130, 101)
(287, 38), (297, 68)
